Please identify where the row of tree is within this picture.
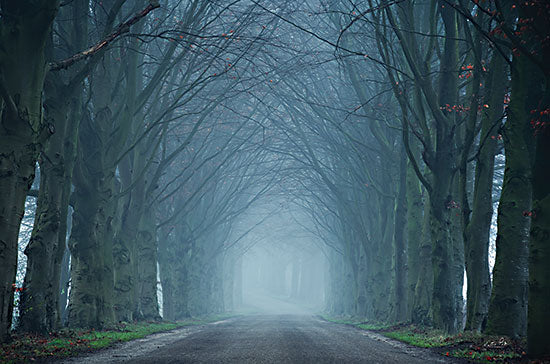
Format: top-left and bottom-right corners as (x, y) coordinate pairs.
(0, 0), (548, 359)
(1, 0), (282, 338)
(237, 0), (549, 357)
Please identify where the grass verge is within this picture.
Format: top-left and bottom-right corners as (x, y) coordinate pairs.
(1, 313), (236, 363)
(320, 315), (537, 363)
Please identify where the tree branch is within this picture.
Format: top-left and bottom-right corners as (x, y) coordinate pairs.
(48, 1), (160, 71)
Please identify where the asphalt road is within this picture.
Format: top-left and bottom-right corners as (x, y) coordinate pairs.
(60, 314), (465, 364)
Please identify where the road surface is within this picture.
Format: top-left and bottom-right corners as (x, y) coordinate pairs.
(60, 314), (465, 363)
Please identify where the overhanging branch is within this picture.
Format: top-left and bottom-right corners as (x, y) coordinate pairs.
(49, 1), (160, 71)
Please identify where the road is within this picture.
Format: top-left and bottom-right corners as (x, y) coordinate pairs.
(60, 314), (464, 363)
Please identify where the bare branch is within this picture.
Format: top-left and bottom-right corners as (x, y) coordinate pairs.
(49, 1), (160, 71)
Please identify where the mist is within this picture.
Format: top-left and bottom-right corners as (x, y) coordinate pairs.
(1, 0), (549, 360)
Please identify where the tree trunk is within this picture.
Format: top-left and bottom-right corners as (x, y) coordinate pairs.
(429, 138), (460, 333)
(137, 209), (161, 321)
(67, 172), (102, 328)
(392, 145), (408, 322)
(524, 0), (550, 355)
(486, 52), (535, 339)
(464, 52), (506, 332)
(0, 151), (36, 339)
(406, 158), (424, 322)
(112, 155), (145, 322)
(528, 119), (550, 356)
(412, 199), (433, 325)
(0, 1), (59, 341)
(67, 115), (117, 328)
(430, 203), (458, 333)
(58, 245), (70, 325)
(233, 256), (243, 308)
(18, 55), (79, 332)
(18, 138), (65, 333)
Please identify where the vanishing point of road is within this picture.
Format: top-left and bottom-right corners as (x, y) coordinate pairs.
(60, 314), (465, 363)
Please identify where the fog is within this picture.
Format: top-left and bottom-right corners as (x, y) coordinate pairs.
(228, 202), (326, 315)
(4, 2), (547, 357)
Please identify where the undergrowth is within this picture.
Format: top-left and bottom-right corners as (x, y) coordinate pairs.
(321, 315), (535, 363)
(0, 313), (236, 363)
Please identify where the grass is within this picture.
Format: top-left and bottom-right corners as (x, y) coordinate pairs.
(320, 314), (391, 331)
(319, 314), (362, 325)
(382, 329), (447, 348)
(321, 315), (532, 363)
(1, 313), (237, 363)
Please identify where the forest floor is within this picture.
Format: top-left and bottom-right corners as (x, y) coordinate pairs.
(320, 315), (549, 364)
(0, 314), (236, 363)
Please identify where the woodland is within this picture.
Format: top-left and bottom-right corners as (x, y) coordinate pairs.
(0, 0), (548, 360)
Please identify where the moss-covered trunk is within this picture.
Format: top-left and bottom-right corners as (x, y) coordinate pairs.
(68, 107), (117, 328)
(18, 105), (66, 333)
(113, 155), (146, 321)
(68, 166), (117, 328)
(19, 33), (84, 330)
(412, 199), (433, 325)
(0, 150), (37, 339)
(113, 208), (140, 321)
(66, 167), (102, 328)
(0, 1), (59, 341)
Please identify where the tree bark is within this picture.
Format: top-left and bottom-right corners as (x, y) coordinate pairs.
(412, 199), (433, 325)
(0, 0), (59, 341)
(137, 209), (161, 321)
(528, 118), (550, 356)
(392, 145), (408, 322)
(18, 126), (65, 333)
(464, 52), (506, 332)
(486, 52), (535, 339)
(406, 150), (425, 322)
(68, 112), (117, 329)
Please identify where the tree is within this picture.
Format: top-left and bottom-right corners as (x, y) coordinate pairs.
(0, 0), (60, 341)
